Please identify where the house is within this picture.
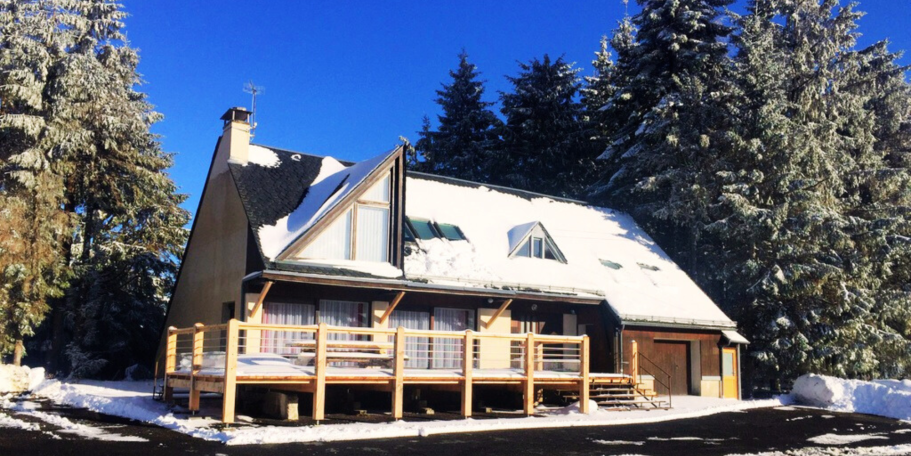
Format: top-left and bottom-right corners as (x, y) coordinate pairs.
(158, 107), (748, 423)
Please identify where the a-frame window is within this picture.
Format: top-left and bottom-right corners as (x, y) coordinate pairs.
(297, 172), (392, 263)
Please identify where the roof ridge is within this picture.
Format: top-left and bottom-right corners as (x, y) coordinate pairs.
(408, 171), (592, 206)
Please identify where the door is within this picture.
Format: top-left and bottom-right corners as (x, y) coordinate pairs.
(652, 340), (690, 395)
(722, 347), (739, 399)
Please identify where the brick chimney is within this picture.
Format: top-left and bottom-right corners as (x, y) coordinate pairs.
(221, 107), (252, 165)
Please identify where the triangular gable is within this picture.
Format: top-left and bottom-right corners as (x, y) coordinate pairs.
(506, 221), (567, 263)
(257, 146), (402, 261)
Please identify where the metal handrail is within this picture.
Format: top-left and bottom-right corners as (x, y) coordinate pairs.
(636, 351), (673, 408)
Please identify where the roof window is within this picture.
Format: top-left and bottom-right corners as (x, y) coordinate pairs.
(435, 222), (467, 241)
(637, 263), (660, 271)
(600, 259), (623, 270)
(406, 217), (439, 240)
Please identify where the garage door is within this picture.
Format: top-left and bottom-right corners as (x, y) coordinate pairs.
(650, 341), (690, 395)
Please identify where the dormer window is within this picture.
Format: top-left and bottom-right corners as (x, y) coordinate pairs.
(507, 221), (566, 263)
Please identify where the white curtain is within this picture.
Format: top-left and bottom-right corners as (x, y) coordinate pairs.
(261, 302), (315, 355)
(320, 300), (368, 341)
(389, 310), (430, 368)
(355, 206), (389, 262)
(432, 308), (473, 369)
(299, 209), (352, 260)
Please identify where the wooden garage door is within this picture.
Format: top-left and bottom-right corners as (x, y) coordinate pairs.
(651, 341), (690, 395)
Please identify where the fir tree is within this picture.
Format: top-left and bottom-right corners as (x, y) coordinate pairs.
(590, 0), (736, 276)
(414, 51), (501, 182)
(498, 54), (592, 197)
(0, 0), (189, 376)
(713, 0), (911, 385)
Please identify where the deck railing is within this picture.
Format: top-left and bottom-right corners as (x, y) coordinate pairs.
(165, 320), (590, 423)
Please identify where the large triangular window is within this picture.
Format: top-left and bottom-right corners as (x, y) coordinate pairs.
(294, 172), (392, 263)
(507, 222), (566, 263)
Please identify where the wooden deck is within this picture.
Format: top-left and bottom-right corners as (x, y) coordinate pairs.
(164, 320), (616, 424)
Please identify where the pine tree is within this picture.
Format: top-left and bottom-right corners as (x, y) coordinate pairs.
(712, 0), (911, 385)
(414, 51), (501, 182)
(590, 0), (736, 276)
(497, 54), (592, 197)
(0, 0), (189, 376)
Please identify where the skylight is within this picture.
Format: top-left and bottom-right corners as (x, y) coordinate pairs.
(406, 217), (438, 240)
(403, 222), (416, 242)
(435, 223), (466, 241)
(600, 259), (623, 270)
(638, 263), (660, 271)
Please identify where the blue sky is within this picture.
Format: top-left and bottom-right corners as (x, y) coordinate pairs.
(122, 0), (910, 217)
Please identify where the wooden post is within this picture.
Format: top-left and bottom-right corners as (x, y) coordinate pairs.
(222, 319), (239, 424)
(312, 322), (328, 421)
(631, 339), (639, 385)
(248, 280), (274, 319)
(579, 336), (590, 414)
(189, 323), (204, 411)
(485, 299), (512, 329)
(524, 332), (535, 415)
(392, 326), (405, 420)
(379, 291), (406, 325)
(461, 330), (474, 418)
(164, 328), (177, 402)
(535, 340), (544, 371)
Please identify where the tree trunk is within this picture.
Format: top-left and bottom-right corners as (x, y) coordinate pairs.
(13, 339), (24, 366)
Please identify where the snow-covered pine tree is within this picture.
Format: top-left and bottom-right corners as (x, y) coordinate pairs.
(580, 36), (617, 166)
(589, 0), (736, 276)
(497, 55), (593, 197)
(0, 0), (75, 366)
(714, 0), (911, 386)
(414, 51), (502, 182)
(0, 0), (189, 376)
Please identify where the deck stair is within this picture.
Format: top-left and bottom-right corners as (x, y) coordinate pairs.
(558, 381), (670, 410)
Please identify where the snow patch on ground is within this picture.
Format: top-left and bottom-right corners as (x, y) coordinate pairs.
(0, 364), (45, 394)
(806, 433), (888, 445)
(23, 378), (783, 445)
(726, 444), (911, 455)
(13, 408), (148, 442)
(0, 411), (40, 431)
(592, 439), (644, 445)
(791, 374), (911, 421)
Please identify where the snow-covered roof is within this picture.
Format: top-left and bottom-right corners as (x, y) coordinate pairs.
(255, 148), (397, 260)
(229, 145), (735, 328)
(404, 173), (735, 328)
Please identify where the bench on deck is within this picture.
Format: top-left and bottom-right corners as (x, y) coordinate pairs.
(286, 339), (407, 366)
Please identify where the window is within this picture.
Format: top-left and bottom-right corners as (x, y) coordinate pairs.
(297, 172), (392, 263)
(508, 222), (566, 263)
(515, 236), (564, 261)
(403, 222), (416, 242)
(600, 259), (623, 270)
(407, 217), (438, 240)
(432, 308), (474, 368)
(389, 310), (430, 368)
(638, 263), (660, 271)
(435, 223), (466, 241)
(261, 302), (316, 355)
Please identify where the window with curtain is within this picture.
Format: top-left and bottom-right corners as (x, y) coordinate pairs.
(389, 310), (430, 368)
(260, 302), (315, 355)
(432, 308), (474, 369)
(320, 300), (369, 341)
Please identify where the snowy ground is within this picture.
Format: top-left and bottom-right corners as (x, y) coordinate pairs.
(4, 366), (911, 452)
(0, 365), (781, 446)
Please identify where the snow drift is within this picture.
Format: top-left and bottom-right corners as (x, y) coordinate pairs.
(791, 374), (911, 421)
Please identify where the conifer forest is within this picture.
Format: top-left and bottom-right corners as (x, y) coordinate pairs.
(1, 0), (910, 394)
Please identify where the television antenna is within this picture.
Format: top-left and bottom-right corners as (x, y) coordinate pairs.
(243, 80), (264, 136)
